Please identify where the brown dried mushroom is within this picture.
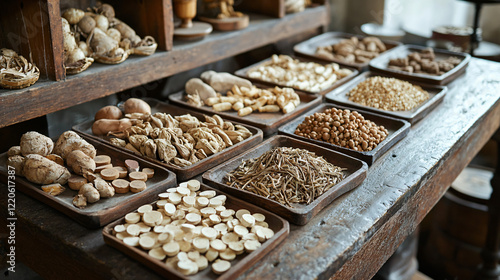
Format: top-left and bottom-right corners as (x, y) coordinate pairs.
(0, 48), (40, 89)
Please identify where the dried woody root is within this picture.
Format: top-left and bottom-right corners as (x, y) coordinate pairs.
(109, 112), (253, 167)
(0, 48), (40, 89)
(225, 147), (345, 207)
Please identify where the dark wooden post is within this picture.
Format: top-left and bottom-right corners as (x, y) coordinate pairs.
(477, 131), (500, 279)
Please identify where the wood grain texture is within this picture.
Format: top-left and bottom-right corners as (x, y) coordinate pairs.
(0, 6), (329, 129)
(0, 58), (498, 280)
(0, 0), (65, 81)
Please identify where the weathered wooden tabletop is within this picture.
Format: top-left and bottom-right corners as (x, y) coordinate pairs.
(1, 58), (500, 280)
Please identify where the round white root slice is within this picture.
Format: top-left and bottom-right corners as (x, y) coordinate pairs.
(241, 214), (256, 228)
(123, 236), (140, 247)
(221, 232), (239, 245)
(116, 232), (130, 240)
(200, 207), (216, 217)
(214, 195), (227, 203)
(162, 242), (180, 257)
(172, 209), (186, 220)
(212, 259), (231, 275)
(209, 198), (223, 208)
(168, 192), (182, 205)
(177, 251), (189, 261)
(215, 206), (226, 214)
(149, 247), (166, 260)
(205, 249), (219, 262)
(201, 227), (218, 240)
(196, 255), (208, 270)
(244, 239), (262, 252)
(137, 222), (152, 233)
(176, 186), (191, 196)
(242, 233), (258, 241)
(182, 196), (196, 207)
(94, 155), (111, 166)
(126, 224), (141, 236)
(158, 232), (173, 244)
(256, 221), (269, 228)
(208, 214), (220, 225)
(192, 237), (210, 253)
(143, 211), (163, 227)
(142, 168), (155, 179)
(228, 241), (245, 255)
(177, 260), (198, 275)
(163, 203), (176, 216)
(219, 248), (236, 261)
(187, 251), (200, 261)
(236, 209), (251, 221)
(214, 223), (228, 236)
(167, 188), (177, 193)
(234, 225), (249, 237)
(199, 190), (216, 198)
(180, 223), (195, 233)
(261, 227), (274, 240)
(113, 166), (128, 179)
(186, 213), (201, 225)
(158, 193), (169, 199)
(137, 204), (153, 215)
(140, 235), (156, 250)
(187, 179), (201, 191)
(189, 191), (197, 197)
(154, 225), (166, 233)
(156, 200), (168, 209)
(253, 213), (266, 223)
(125, 212), (141, 224)
(256, 227), (274, 242)
(114, 224), (126, 234)
(178, 240), (192, 252)
(220, 210), (233, 219)
(196, 197), (209, 208)
(210, 239), (227, 252)
(130, 180), (147, 193)
(226, 220), (235, 231)
(161, 217), (172, 226)
(178, 182), (188, 188)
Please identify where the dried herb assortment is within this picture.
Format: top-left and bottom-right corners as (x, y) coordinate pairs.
(347, 76), (430, 111)
(0, 48), (40, 89)
(294, 108), (388, 152)
(111, 179), (274, 276)
(247, 54), (353, 92)
(225, 147), (345, 207)
(388, 48), (462, 75)
(316, 36), (387, 64)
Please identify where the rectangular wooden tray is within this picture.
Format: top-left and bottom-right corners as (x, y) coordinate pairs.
(202, 135), (368, 225)
(369, 44), (471, 85)
(0, 134), (176, 228)
(234, 55), (359, 96)
(278, 104), (411, 165)
(324, 71), (448, 124)
(102, 183), (289, 280)
(293, 32), (402, 71)
(168, 85), (322, 136)
(72, 98), (263, 181)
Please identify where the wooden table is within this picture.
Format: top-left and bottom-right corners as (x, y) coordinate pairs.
(1, 58), (500, 280)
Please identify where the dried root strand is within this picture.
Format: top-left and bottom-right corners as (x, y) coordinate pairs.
(225, 147), (345, 207)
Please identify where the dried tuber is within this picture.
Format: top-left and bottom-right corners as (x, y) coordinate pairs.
(95, 105), (123, 120)
(7, 146), (21, 157)
(79, 183), (100, 203)
(7, 155), (25, 176)
(123, 98), (151, 115)
(200, 71), (252, 93)
(23, 154), (71, 185)
(92, 118), (133, 136)
(67, 150), (96, 175)
(185, 78), (217, 102)
(53, 131), (97, 159)
(94, 178), (115, 198)
(20, 131), (54, 156)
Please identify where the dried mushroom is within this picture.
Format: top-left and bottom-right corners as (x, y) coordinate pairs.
(0, 48), (40, 89)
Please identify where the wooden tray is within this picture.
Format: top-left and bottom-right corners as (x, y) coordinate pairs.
(72, 98), (263, 181)
(324, 71), (448, 124)
(234, 56), (359, 96)
(168, 85), (322, 136)
(0, 134), (176, 228)
(277, 104), (411, 165)
(102, 183), (289, 280)
(293, 32), (402, 71)
(369, 44), (471, 85)
(202, 135), (368, 225)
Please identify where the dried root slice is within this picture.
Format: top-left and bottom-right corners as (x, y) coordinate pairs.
(130, 36), (158, 56)
(112, 179), (130, 193)
(68, 175), (88, 191)
(130, 180), (147, 193)
(41, 183), (66, 196)
(212, 259), (231, 275)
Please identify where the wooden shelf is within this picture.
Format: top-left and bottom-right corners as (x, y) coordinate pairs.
(0, 6), (328, 129)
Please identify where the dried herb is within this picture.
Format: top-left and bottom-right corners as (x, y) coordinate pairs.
(225, 147), (345, 207)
